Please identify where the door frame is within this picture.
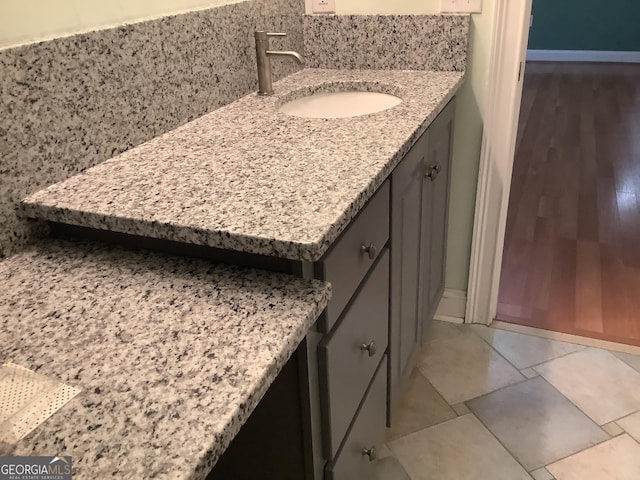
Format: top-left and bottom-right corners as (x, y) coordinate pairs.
(465, 0), (533, 324)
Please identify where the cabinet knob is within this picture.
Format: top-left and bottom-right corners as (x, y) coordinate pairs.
(362, 446), (377, 461)
(360, 242), (377, 260)
(360, 341), (377, 357)
(425, 163), (440, 181)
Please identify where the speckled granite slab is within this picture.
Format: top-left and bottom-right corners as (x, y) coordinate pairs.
(304, 14), (469, 71)
(0, 0), (304, 259)
(22, 69), (464, 261)
(0, 239), (330, 479)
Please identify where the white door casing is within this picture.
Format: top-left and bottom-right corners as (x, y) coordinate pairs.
(465, 0), (533, 324)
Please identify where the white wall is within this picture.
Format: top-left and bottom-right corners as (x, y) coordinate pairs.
(304, 0), (496, 291)
(0, 0), (241, 48)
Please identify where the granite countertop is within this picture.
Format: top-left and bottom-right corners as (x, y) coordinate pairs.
(0, 239), (330, 479)
(22, 68), (464, 262)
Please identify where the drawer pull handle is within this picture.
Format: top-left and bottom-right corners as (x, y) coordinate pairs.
(360, 242), (377, 260)
(362, 446), (377, 461)
(360, 341), (377, 357)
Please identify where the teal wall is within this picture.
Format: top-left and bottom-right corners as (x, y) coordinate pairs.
(529, 0), (640, 51)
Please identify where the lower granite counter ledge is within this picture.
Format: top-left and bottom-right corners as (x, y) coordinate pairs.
(0, 238), (330, 480)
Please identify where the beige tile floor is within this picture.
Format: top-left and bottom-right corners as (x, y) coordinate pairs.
(374, 321), (640, 480)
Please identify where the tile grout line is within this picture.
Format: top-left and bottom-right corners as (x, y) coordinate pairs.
(532, 355), (640, 427)
(611, 351), (640, 373)
(512, 339), (640, 459)
(536, 467), (555, 480)
(416, 366), (460, 416)
(439, 324), (640, 424)
(464, 324), (529, 373)
(470, 392), (624, 477)
(465, 374), (612, 474)
(386, 404), (462, 443)
(525, 344), (593, 370)
(413, 339), (466, 412)
(535, 375), (614, 443)
(463, 411), (537, 477)
(417, 322), (640, 476)
(470, 323), (640, 385)
(539, 432), (635, 474)
(469, 322), (594, 373)
(424, 322), (640, 472)
(389, 411), (537, 480)
(385, 366), (464, 443)
(610, 408), (640, 426)
(415, 357), (531, 411)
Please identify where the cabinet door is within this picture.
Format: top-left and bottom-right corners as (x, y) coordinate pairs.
(389, 132), (427, 417)
(421, 98), (456, 329)
(208, 342), (308, 479)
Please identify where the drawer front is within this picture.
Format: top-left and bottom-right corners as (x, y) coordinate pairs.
(319, 249), (389, 458)
(326, 356), (388, 480)
(319, 181), (390, 333)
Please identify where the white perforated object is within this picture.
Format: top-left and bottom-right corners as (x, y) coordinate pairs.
(0, 363), (81, 443)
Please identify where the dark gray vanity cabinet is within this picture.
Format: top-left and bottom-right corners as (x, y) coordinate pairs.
(389, 98), (456, 417)
(48, 97), (456, 480)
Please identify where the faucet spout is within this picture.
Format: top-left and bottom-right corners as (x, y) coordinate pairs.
(254, 30), (304, 95)
(266, 50), (305, 65)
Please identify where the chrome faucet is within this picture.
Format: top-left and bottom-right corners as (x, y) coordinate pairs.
(254, 31), (304, 95)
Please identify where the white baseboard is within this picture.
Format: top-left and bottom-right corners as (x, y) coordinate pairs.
(527, 49), (640, 63)
(433, 288), (467, 324)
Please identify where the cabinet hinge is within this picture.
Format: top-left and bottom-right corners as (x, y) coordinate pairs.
(517, 61), (524, 82)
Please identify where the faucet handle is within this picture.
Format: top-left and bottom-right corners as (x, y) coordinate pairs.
(254, 31), (286, 42)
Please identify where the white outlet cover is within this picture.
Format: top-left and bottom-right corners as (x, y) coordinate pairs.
(441, 0), (482, 13)
(312, 0), (336, 13)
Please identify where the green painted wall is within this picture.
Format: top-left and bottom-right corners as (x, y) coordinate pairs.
(0, 0), (241, 48)
(529, 0), (640, 51)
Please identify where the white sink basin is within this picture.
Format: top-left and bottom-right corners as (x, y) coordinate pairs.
(278, 90), (402, 119)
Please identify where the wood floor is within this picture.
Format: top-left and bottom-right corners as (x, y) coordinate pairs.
(497, 62), (640, 347)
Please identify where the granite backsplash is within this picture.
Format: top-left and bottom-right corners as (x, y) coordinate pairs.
(303, 14), (469, 71)
(0, 0), (304, 258)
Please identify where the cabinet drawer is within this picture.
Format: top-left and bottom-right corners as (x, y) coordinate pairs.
(326, 356), (387, 480)
(319, 249), (389, 458)
(318, 181), (390, 333)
